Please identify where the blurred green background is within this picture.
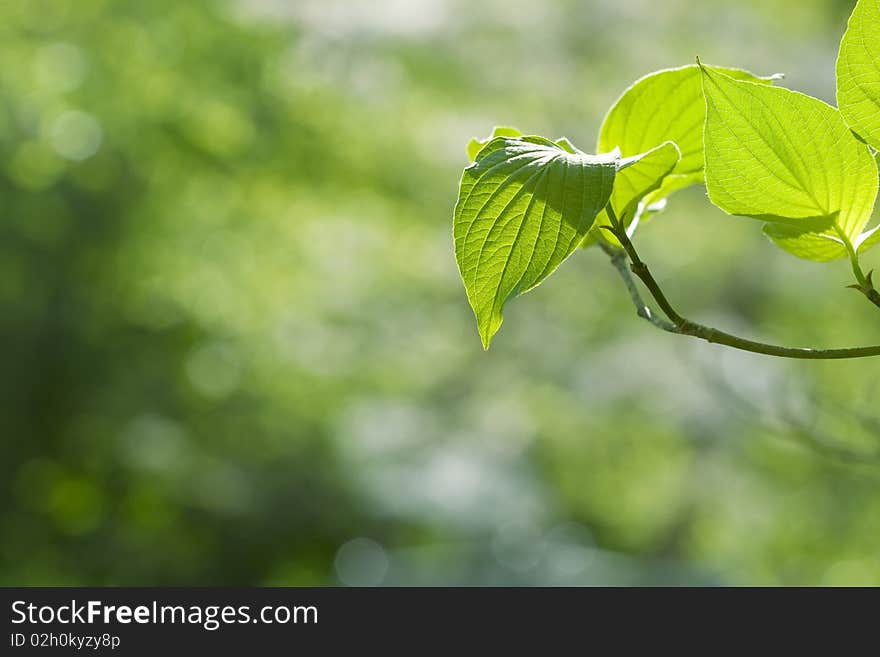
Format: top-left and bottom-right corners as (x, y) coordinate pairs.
(2, 0), (880, 586)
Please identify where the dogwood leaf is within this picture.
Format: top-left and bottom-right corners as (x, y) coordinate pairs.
(598, 64), (777, 216)
(467, 126), (524, 161)
(837, 0), (880, 151)
(585, 141), (681, 248)
(454, 137), (617, 348)
(700, 64), (878, 261)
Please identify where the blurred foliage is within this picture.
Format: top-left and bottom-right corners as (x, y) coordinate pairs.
(1, 0), (879, 586)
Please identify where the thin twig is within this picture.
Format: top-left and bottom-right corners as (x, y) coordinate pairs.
(602, 204), (880, 360)
(597, 240), (677, 332)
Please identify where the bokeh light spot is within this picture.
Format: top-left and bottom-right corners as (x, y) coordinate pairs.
(49, 110), (103, 161)
(185, 341), (242, 400)
(334, 538), (389, 586)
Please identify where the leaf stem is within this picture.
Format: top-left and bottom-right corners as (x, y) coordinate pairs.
(597, 240), (677, 332)
(837, 228), (880, 311)
(603, 205), (880, 360)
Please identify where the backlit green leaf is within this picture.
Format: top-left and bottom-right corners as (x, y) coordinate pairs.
(701, 64), (878, 261)
(762, 223), (847, 262)
(467, 126), (523, 161)
(586, 141), (681, 248)
(858, 223), (880, 252)
(837, 0), (880, 151)
(454, 136), (617, 348)
(554, 137), (581, 155)
(467, 127), (585, 162)
(763, 221), (880, 261)
(597, 64), (776, 215)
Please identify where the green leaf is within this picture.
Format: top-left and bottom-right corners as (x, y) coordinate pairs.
(837, 0), (880, 151)
(762, 223), (847, 262)
(587, 141), (681, 248)
(700, 64), (878, 261)
(597, 64), (776, 213)
(858, 223), (880, 253)
(763, 221), (880, 261)
(466, 128), (585, 162)
(467, 126), (523, 161)
(639, 171), (703, 215)
(454, 136), (617, 348)
(554, 137), (581, 155)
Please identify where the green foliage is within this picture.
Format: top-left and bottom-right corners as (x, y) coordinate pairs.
(595, 64), (776, 237)
(6, 0), (880, 590)
(454, 137), (617, 348)
(608, 142), (681, 225)
(592, 141), (681, 248)
(838, 0), (880, 151)
(455, 2), (880, 347)
(467, 127), (584, 162)
(467, 127), (524, 161)
(700, 64), (878, 262)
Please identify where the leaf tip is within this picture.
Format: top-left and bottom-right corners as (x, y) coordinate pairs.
(479, 327), (495, 351)
(476, 309), (502, 351)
